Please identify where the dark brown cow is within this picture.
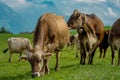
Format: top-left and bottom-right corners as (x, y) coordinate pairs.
(99, 30), (110, 58)
(21, 13), (70, 78)
(109, 18), (120, 65)
(67, 10), (104, 64)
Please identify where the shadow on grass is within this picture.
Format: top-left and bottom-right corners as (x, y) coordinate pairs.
(0, 63), (79, 80)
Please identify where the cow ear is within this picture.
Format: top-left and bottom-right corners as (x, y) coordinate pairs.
(42, 53), (53, 58)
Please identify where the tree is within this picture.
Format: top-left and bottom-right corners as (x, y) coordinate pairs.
(0, 27), (12, 34)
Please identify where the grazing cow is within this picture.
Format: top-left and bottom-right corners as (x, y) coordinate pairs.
(109, 18), (120, 65)
(20, 13), (70, 78)
(67, 10), (104, 65)
(3, 37), (32, 62)
(99, 30), (110, 58)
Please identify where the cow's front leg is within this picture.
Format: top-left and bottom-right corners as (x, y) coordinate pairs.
(80, 52), (86, 65)
(89, 50), (95, 65)
(45, 58), (50, 74)
(110, 45), (115, 65)
(55, 51), (60, 71)
(9, 53), (12, 62)
(40, 58), (49, 75)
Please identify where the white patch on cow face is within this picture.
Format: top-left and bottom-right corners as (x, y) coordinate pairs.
(31, 72), (41, 78)
(28, 49), (44, 78)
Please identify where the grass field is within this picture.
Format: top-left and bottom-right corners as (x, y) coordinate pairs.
(1, 27), (120, 80)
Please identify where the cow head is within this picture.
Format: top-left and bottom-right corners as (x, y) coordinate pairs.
(20, 47), (52, 78)
(67, 9), (86, 29)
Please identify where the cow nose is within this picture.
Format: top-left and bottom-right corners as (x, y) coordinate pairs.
(31, 72), (40, 78)
(31, 73), (38, 78)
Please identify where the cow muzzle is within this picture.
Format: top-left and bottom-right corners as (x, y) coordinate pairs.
(31, 72), (41, 78)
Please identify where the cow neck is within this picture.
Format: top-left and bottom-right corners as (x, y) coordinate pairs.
(34, 23), (47, 52)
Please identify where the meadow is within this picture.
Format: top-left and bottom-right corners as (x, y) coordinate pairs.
(0, 27), (120, 80)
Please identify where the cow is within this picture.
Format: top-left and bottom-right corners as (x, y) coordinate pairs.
(99, 30), (110, 58)
(75, 30), (110, 58)
(3, 37), (32, 62)
(109, 18), (120, 65)
(67, 35), (75, 48)
(67, 34), (80, 57)
(67, 10), (104, 65)
(20, 13), (70, 78)
(74, 34), (80, 58)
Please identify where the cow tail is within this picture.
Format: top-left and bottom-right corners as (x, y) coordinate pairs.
(3, 48), (9, 53)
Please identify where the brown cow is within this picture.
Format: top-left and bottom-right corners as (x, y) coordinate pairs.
(67, 10), (104, 65)
(99, 30), (110, 58)
(21, 13), (70, 78)
(109, 18), (120, 65)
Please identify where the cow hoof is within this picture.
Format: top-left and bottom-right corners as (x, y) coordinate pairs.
(9, 60), (11, 63)
(80, 62), (85, 65)
(76, 55), (78, 58)
(55, 67), (60, 71)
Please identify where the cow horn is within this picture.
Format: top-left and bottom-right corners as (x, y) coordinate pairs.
(42, 53), (53, 58)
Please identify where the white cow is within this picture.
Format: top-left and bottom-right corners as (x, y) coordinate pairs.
(3, 37), (32, 62)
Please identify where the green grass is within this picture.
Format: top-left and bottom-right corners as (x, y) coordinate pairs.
(0, 33), (120, 80)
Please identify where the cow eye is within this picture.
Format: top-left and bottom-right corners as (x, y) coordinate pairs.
(37, 59), (41, 63)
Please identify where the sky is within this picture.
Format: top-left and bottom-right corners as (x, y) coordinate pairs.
(0, 0), (120, 26)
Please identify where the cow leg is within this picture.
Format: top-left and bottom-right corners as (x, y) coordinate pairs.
(99, 47), (102, 58)
(80, 52), (84, 64)
(88, 50), (95, 65)
(118, 49), (120, 65)
(9, 53), (12, 62)
(90, 50), (95, 64)
(80, 46), (83, 64)
(55, 51), (60, 71)
(18, 52), (22, 62)
(80, 47), (86, 65)
(110, 44), (115, 65)
(83, 51), (86, 65)
(45, 58), (50, 74)
(40, 60), (46, 75)
(76, 45), (79, 58)
(103, 48), (107, 58)
(40, 58), (50, 75)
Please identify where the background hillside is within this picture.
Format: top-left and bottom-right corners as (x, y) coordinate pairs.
(0, 0), (119, 33)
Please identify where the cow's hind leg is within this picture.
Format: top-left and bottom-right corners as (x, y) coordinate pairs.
(55, 51), (60, 71)
(103, 48), (107, 58)
(99, 47), (102, 58)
